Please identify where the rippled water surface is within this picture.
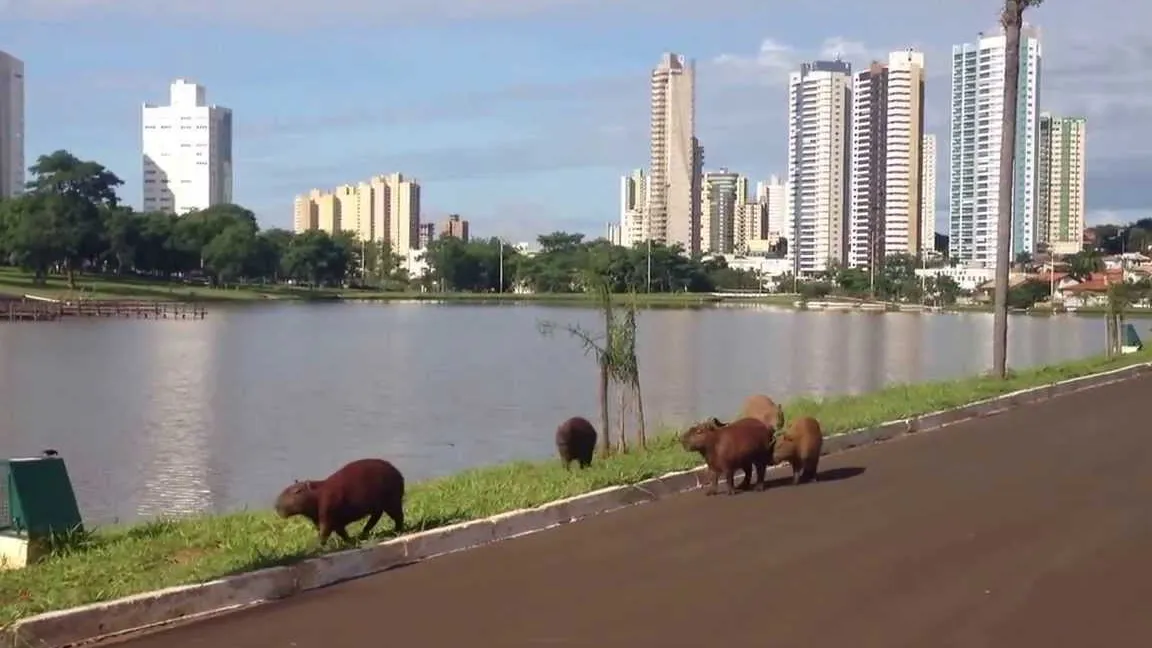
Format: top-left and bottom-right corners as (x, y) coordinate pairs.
(0, 301), (1111, 525)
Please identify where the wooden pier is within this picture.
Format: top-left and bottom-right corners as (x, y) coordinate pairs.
(0, 298), (207, 322)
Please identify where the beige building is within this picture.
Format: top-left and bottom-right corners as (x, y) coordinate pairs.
(618, 168), (647, 247)
(293, 173), (422, 254)
(920, 133), (937, 254)
(648, 53), (703, 255)
(440, 214), (469, 241)
(1038, 114), (1087, 256)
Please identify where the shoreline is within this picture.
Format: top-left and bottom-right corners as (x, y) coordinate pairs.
(1, 349), (1149, 625)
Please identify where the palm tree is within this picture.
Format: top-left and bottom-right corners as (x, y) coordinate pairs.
(991, 0), (1045, 379)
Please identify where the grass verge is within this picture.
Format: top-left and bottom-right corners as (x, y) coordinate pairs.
(1, 349), (1149, 626)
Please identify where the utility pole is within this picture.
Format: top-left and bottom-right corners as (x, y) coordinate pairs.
(498, 239), (504, 293)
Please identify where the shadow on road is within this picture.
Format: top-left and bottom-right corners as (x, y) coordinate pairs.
(815, 466), (866, 482)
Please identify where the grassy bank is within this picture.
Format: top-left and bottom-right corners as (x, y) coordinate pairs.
(0, 268), (798, 307)
(2, 350), (1149, 625)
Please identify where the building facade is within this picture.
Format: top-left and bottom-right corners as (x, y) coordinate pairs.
(701, 168), (742, 254)
(921, 133), (938, 253)
(948, 26), (1043, 267)
(618, 168), (647, 247)
(756, 175), (790, 239)
(0, 51), (24, 199)
(293, 173), (422, 254)
(1037, 113), (1086, 256)
(142, 79), (233, 214)
(788, 59), (852, 275)
(440, 214), (470, 241)
(848, 61), (889, 270)
(648, 53), (702, 255)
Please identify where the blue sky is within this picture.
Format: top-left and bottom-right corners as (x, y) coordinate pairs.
(1, 0), (1146, 242)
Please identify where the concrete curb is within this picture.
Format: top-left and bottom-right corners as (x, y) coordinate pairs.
(6, 361), (1150, 648)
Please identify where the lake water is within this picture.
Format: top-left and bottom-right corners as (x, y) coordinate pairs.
(0, 301), (1112, 526)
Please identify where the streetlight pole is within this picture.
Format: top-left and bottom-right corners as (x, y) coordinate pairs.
(498, 239), (504, 294)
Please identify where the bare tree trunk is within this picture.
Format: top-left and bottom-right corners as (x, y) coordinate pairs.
(617, 384), (628, 454)
(633, 380), (647, 450)
(992, 0), (1025, 379)
(599, 362), (611, 458)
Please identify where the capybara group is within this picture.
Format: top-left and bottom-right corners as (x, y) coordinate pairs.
(739, 394), (785, 432)
(275, 458), (405, 546)
(680, 416), (776, 495)
(555, 416), (598, 470)
(774, 416), (825, 485)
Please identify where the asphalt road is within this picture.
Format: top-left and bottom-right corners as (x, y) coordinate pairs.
(113, 374), (1152, 648)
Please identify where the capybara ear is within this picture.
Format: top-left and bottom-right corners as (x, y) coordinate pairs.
(710, 417), (724, 427)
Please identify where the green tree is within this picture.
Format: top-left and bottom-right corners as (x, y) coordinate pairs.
(24, 150), (125, 287)
(0, 194), (65, 282)
(203, 224), (260, 285)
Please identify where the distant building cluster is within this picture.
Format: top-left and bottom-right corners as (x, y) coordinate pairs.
(292, 177), (470, 258)
(611, 25), (1087, 276)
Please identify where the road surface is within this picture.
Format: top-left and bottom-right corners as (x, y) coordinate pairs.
(114, 374), (1152, 647)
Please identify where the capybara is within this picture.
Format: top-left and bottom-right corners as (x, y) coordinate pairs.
(274, 458), (405, 546)
(680, 417), (776, 496)
(739, 394), (785, 432)
(774, 416), (825, 485)
(555, 416), (598, 470)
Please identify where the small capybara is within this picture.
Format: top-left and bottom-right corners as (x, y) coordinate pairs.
(681, 417), (776, 496)
(555, 416), (598, 470)
(774, 416), (825, 485)
(739, 394), (785, 432)
(274, 458), (405, 546)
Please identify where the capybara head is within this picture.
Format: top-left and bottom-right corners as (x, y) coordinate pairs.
(680, 418), (724, 452)
(274, 480), (320, 519)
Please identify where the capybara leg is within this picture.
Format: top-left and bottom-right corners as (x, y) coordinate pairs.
(738, 462), (753, 490)
(791, 460), (803, 485)
(753, 460), (768, 491)
(704, 469), (719, 496)
(579, 456), (592, 469)
(724, 470), (739, 495)
(333, 525), (355, 545)
(358, 511), (383, 540)
(385, 500), (405, 533)
(804, 459), (820, 483)
(317, 522), (333, 547)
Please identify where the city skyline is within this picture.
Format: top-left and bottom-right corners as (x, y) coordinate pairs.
(2, 3), (1140, 242)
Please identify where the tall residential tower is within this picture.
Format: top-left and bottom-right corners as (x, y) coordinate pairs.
(647, 53), (703, 255)
(1037, 113), (1086, 255)
(788, 59), (852, 275)
(0, 51), (24, 199)
(142, 79), (234, 214)
(948, 26), (1042, 266)
(920, 133), (938, 253)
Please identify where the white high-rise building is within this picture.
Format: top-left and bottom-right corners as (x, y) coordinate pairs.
(619, 168), (647, 247)
(847, 50), (926, 270)
(756, 175), (790, 239)
(647, 53), (703, 255)
(0, 51), (24, 199)
(882, 50), (926, 257)
(788, 60), (852, 275)
(142, 79), (234, 214)
(921, 133), (937, 254)
(948, 26), (1042, 266)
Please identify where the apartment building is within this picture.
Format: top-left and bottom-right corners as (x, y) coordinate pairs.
(948, 26), (1042, 266)
(788, 59), (852, 275)
(648, 53), (703, 254)
(142, 79), (233, 214)
(755, 175), (790, 239)
(0, 51), (24, 199)
(293, 172), (422, 254)
(1037, 113), (1086, 256)
(618, 168), (647, 247)
(440, 214), (470, 241)
(847, 50), (926, 270)
(921, 133), (938, 253)
(701, 169), (742, 254)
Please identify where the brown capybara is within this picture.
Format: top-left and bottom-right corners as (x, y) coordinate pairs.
(274, 458), (405, 546)
(680, 417), (776, 496)
(555, 416), (598, 470)
(739, 394), (785, 432)
(774, 416), (825, 485)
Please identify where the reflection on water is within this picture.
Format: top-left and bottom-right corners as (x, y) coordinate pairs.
(135, 319), (217, 520)
(0, 303), (1112, 525)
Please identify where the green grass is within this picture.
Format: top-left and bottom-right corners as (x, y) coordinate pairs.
(1, 350), (1148, 626)
(0, 267), (800, 307)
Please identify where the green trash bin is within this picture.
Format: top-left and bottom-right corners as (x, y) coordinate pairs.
(1, 455), (84, 539)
